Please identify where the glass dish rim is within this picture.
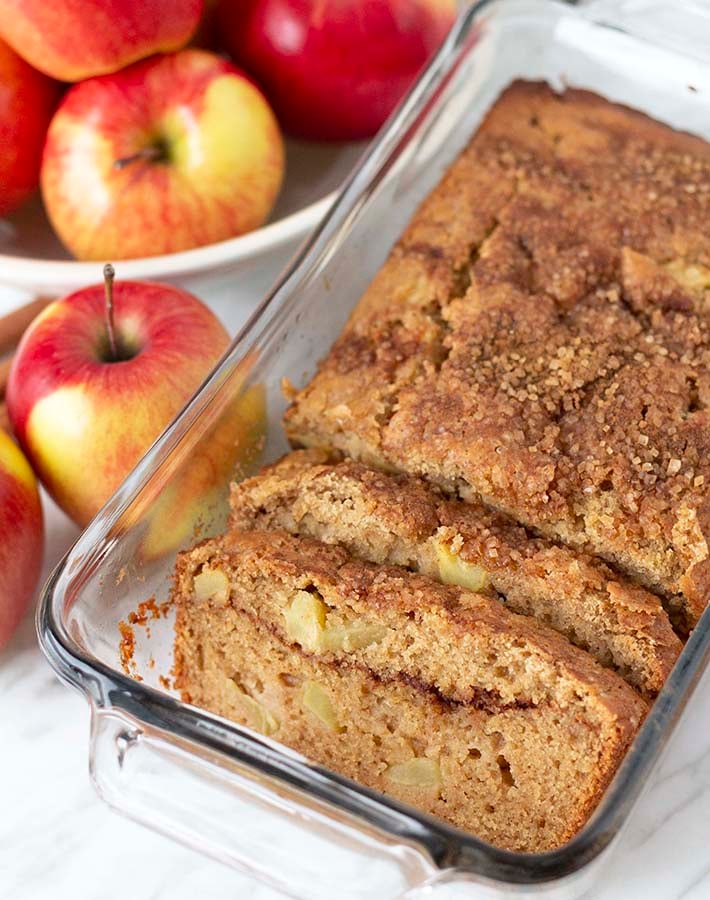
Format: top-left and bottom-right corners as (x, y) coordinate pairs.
(36, 0), (710, 886)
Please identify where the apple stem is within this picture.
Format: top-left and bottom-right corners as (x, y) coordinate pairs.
(103, 263), (119, 362)
(113, 145), (165, 170)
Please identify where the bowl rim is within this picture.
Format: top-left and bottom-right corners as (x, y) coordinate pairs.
(0, 190), (336, 289)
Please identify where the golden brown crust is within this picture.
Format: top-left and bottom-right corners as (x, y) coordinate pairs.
(233, 448), (441, 545)
(230, 451), (682, 695)
(285, 81), (710, 629)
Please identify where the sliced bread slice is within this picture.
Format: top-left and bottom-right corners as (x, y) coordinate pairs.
(174, 529), (647, 852)
(229, 450), (681, 696)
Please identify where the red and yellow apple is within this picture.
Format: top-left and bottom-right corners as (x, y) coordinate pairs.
(0, 0), (203, 81)
(0, 430), (43, 649)
(0, 37), (58, 218)
(6, 274), (231, 527)
(217, 0), (456, 140)
(136, 370), (266, 561)
(41, 49), (285, 261)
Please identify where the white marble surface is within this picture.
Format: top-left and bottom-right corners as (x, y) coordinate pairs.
(1, 258), (710, 900)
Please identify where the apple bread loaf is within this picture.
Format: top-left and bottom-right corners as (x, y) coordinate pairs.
(229, 449), (682, 696)
(173, 530), (647, 852)
(283, 81), (710, 632)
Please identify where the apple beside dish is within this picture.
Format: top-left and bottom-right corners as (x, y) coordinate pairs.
(0, 269), (225, 647)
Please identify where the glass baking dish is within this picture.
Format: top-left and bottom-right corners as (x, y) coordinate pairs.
(37, 1), (710, 897)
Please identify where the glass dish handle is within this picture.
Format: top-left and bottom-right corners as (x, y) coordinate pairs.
(89, 704), (446, 900)
(579, 0), (710, 61)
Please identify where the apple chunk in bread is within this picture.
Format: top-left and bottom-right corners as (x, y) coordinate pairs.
(435, 539), (490, 593)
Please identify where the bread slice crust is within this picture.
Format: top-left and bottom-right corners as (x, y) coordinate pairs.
(230, 449), (681, 696)
(173, 530), (647, 852)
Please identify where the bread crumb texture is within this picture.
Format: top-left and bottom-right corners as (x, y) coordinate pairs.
(173, 530), (647, 852)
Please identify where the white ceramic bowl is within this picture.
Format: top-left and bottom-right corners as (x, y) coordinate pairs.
(0, 139), (363, 298)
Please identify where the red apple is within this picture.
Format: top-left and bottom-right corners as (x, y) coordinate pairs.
(191, 0), (222, 50)
(0, 0), (203, 81)
(40, 49), (285, 261)
(0, 429), (43, 650)
(7, 269), (231, 526)
(0, 37), (58, 217)
(216, 0), (456, 141)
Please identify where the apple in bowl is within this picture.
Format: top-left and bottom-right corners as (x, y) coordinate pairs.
(0, 36), (58, 218)
(0, 430), (43, 650)
(0, 0), (203, 81)
(217, 0), (456, 140)
(41, 48), (285, 261)
(7, 269), (231, 526)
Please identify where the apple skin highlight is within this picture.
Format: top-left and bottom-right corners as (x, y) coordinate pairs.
(41, 49), (285, 261)
(7, 280), (230, 526)
(0, 0), (203, 81)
